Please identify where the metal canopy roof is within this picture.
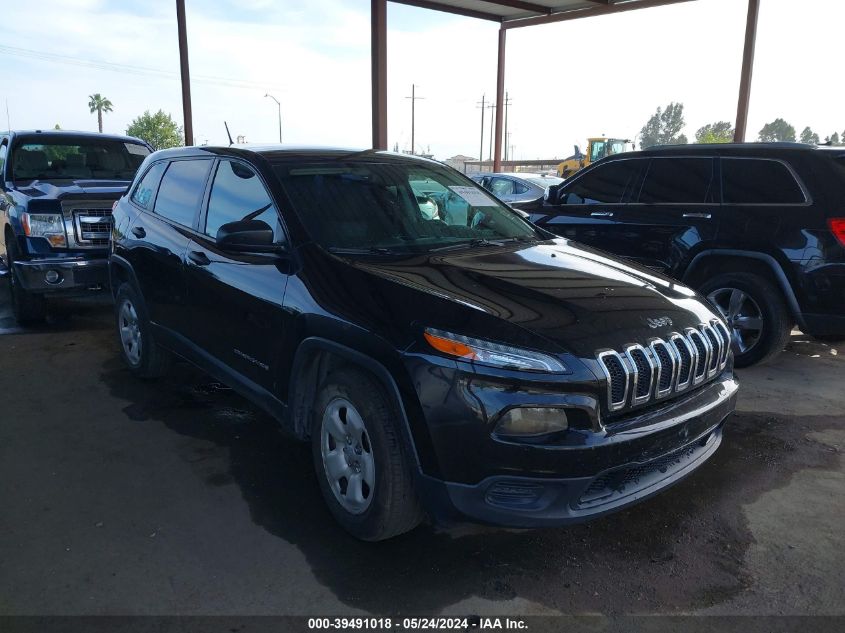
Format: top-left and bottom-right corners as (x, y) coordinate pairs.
(391, 0), (694, 28)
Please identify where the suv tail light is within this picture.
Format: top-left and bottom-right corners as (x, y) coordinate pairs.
(829, 218), (845, 246)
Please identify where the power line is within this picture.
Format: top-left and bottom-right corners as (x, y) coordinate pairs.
(0, 44), (284, 92)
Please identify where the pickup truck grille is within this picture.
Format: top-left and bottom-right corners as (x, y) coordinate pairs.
(597, 319), (732, 414)
(73, 209), (113, 246)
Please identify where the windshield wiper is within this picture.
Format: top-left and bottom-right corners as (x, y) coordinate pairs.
(327, 246), (406, 256)
(428, 238), (510, 253)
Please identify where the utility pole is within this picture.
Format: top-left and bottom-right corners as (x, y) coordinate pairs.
(476, 94), (486, 166)
(503, 92), (512, 162)
(488, 102), (496, 163)
(405, 84), (424, 155)
(175, 0), (193, 146)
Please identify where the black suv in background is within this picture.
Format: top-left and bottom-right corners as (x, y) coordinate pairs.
(0, 130), (151, 323)
(111, 146), (737, 541)
(535, 143), (845, 366)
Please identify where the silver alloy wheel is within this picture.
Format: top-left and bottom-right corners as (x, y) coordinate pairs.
(320, 397), (375, 515)
(118, 299), (143, 365)
(707, 287), (764, 355)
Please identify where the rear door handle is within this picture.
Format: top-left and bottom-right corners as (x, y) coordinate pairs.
(188, 250), (211, 266)
(131, 226), (146, 238)
(682, 212), (712, 219)
(590, 211), (614, 217)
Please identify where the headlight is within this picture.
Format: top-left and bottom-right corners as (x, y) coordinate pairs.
(424, 327), (568, 373)
(22, 212), (67, 247)
(494, 407), (568, 437)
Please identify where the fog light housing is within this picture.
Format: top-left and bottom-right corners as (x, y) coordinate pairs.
(45, 270), (61, 284)
(494, 407), (568, 437)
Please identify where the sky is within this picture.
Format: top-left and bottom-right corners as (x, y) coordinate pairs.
(1, 0), (843, 161)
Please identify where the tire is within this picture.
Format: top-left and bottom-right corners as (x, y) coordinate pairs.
(698, 272), (793, 368)
(6, 237), (47, 325)
(114, 282), (171, 379)
(311, 367), (423, 541)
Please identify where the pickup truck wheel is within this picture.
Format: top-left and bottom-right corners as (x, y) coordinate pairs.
(311, 367), (423, 541)
(114, 283), (171, 379)
(6, 239), (47, 325)
(699, 272), (792, 368)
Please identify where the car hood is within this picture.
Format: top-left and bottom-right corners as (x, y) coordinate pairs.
(346, 239), (720, 358)
(13, 179), (131, 199)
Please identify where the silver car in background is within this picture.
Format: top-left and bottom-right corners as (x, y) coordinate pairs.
(469, 172), (563, 209)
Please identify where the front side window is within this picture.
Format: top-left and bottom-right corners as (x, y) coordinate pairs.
(11, 137), (150, 182)
(274, 160), (538, 253)
(562, 159), (646, 204)
(130, 162), (167, 210)
(153, 159), (212, 227)
(721, 158), (805, 204)
(637, 158), (715, 204)
(205, 159), (284, 241)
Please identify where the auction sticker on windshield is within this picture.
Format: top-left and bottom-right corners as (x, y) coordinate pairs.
(448, 186), (497, 207)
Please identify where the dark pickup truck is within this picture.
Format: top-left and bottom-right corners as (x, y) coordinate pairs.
(0, 130), (151, 323)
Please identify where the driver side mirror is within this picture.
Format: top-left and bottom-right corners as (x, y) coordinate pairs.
(216, 220), (283, 254)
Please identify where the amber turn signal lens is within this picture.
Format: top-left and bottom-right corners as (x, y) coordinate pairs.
(423, 331), (476, 359)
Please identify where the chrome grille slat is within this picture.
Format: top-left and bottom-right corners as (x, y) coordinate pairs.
(73, 208), (113, 246)
(598, 324), (729, 415)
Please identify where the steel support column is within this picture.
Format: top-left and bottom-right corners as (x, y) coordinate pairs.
(371, 0), (388, 150)
(493, 28), (506, 172)
(734, 0), (760, 142)
(176, 0), (193, 146)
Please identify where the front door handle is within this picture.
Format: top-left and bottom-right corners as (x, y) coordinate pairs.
(682, 212), (712, 219)
(188, 250), (211, 266)
(590, 211), (614, 217)
(131, 226), (146, 238)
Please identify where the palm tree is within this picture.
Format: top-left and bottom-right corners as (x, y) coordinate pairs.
(88, 94), (114, 133)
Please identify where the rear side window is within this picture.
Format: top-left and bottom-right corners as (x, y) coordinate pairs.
(721, 158), (806, 204)
(637, 158), (715, 204)
(204, 159), (284, 242)
(514, 180), (530, 194)
(0, 140), (7, 177)
(563, 159), (646, 204)
(153, 159), (212, 227)
(130, 162), (167, 210)
(490, 177), (514, 197)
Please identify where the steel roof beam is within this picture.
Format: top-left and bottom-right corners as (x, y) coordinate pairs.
(502, 0), (694, 29)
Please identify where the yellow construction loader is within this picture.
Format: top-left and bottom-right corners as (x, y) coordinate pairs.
(556, 137), (632, 178)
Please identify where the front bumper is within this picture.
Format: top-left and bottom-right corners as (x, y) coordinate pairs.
(412, 367), (738, 527)
(13, 257), (109, 294)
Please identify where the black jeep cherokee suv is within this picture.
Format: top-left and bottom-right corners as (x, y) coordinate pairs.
(0, 130), (151, 323)
(535, 143), (845, 367)
(111, 146), (738, 541)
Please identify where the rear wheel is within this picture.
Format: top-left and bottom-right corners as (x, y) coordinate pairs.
(311, 367), (423, 541)
(114, 283), (171, 379)
(699, 272), (792, 367)
(6, 237), (47, 325)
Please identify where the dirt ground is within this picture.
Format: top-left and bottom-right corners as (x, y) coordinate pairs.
(0, 284), (842, 617)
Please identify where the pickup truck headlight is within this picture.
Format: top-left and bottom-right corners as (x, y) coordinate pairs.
(22, 212), (67, 248)
(424, 327), (568, 373)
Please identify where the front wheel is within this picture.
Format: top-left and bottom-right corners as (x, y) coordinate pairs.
(6, 239), (47, 325)
(699, 272), (793, 368)
(114, 283), (171, 379)
(311, 367), (423, 541)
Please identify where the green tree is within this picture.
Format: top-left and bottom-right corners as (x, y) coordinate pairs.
(799, 126), (820, 145)
(639, 102), (687, 149)
(126, 110), (183, 150)
(758, 118), (796, 142)
(695, 121), (734, 144)
(88, 93), (113, 133)
(825, 132), (841, 145)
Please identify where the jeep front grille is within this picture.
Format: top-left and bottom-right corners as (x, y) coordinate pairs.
(597, 320), (730, 413)
(73, 209), (113, 246)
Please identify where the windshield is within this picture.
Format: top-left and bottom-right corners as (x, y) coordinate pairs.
(274, 160), (539, 253)
(12, 137), (150, 182)
(524, 175), (563, 188)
